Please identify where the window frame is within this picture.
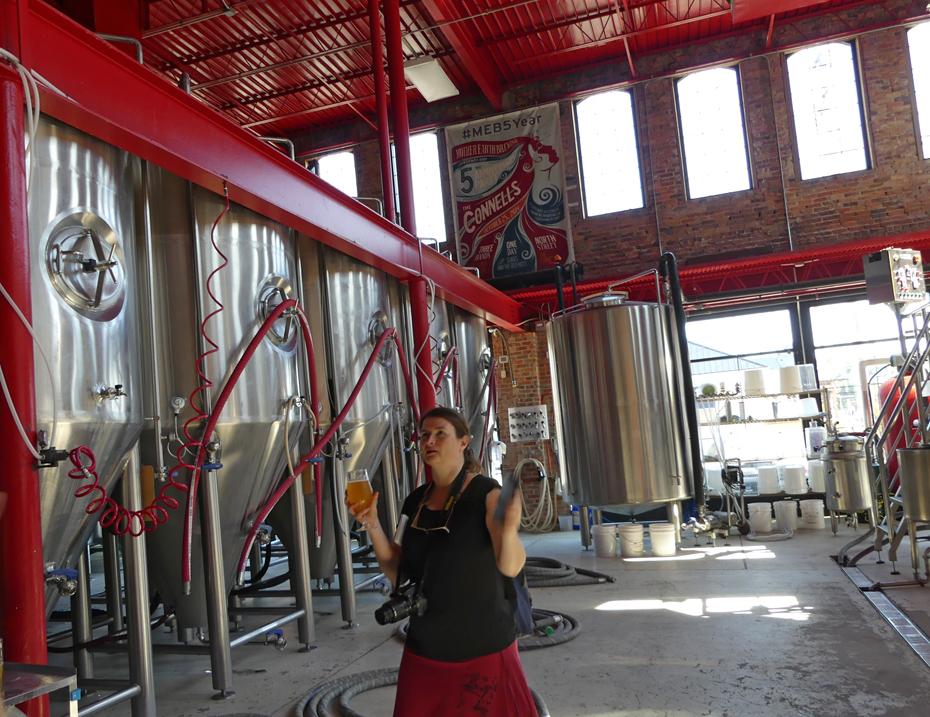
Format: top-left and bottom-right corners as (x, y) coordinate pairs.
(784, 40), (873, 181)
(905, 21), (930, 160)
(674, 65), (754, 201)
(572, 88), (646, 218)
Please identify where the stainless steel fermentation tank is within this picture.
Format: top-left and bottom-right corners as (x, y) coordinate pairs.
(547, 294), (693, 509)
(271, 247), (410, 584)
(140, 168), (304, 629)
(452, 307), (494, 454)
(29, 118), (144, 615)
(823, 435), (872, 514)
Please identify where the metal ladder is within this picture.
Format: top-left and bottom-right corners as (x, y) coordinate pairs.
(840, 307), (930, 579)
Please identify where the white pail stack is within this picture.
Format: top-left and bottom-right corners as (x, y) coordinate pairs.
(649, 523), (677, 557)
(800, 499), (826, 529)
(779, 365), (803, 394)
(592, 524), (618, 557)
(743, 369), (767, 396)
(757, 465), (780, 495)
(774, 500), (798, 531)
(749, 502), (772, 533)
(782, 465), (808, 494)
(807, 459), (825, 492)
(618, 523), (645, 557)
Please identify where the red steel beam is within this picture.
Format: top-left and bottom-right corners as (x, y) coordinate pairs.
(420, 0), (503, 110)
(23, 2), (523, 330)
(510, 231), (930, 312)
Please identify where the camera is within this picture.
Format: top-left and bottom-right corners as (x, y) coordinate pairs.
(374, 583), (427, 625)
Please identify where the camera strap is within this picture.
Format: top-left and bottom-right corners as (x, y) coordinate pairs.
(416, 464), (469, 522)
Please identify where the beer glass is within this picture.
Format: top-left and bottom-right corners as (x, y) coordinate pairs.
(346, 469), (374, 531)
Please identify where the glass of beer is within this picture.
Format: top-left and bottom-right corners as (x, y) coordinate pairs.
(346, 469), (374, 531)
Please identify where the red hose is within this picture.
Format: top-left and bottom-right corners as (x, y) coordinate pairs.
(478, 360), (498, 465)
(67, 446), (168, 537)
(178, 298), (316, 587)
(236, 328), (417, 576)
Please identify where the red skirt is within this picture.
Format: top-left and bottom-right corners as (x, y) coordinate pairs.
(393, 641), (537, 717)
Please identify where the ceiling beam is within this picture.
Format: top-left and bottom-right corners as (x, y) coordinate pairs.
(419, 0), (503, 110)
(142, 0), (269, 38)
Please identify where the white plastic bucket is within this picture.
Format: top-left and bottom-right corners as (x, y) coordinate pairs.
(757, 465), (780, 495)
(649, 523), (677, 557)
(779, 365), (803, 394)
(807, 459), (825, 492)
(618, 523), (645, 557)
(782, 465), (808, 494)
(748, 502), (772, 533)
(743, 368), (767, 396)
(774, 500), (798, 531)
(592, 524), (618, 558)
(800, 499), (826, 529)
(558, 515), (572, 532)
(805, 426), (827, 456)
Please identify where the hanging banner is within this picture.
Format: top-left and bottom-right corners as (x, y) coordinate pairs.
(445, 104), (573, 279)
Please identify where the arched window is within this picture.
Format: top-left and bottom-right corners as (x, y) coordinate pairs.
(676, 67), (752, 199)
(574, 90), (644, 216)
(787, 42), (869, 180)
(907, 22), (930, 159)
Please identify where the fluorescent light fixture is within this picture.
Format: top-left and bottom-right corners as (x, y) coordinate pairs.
(403, 57), (459, 103)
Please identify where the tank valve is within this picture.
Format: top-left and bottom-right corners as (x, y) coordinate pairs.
(45, 567), (78, 597)
(265, 629), (286, 651)
(256, 527), (273, 545)
(94, 383), (127, 404)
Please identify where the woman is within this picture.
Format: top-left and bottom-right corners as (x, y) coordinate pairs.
(347, 406), (536, 717)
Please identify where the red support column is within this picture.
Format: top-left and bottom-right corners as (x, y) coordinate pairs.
(369, 0), (395, 224)
(409, 277), (436, 414)
(0, 64), (50, 717)
(383, 0), (416, 236)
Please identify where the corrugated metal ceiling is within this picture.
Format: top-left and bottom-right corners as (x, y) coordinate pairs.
(135, 0), (897, 139)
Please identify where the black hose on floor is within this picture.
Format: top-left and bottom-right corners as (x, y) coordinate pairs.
(525, 556), (616, 587)
(293, 668), (550, 717)
(394, 608), (581, 651)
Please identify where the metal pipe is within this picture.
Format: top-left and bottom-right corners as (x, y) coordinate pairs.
(381, 433), (400, 551)
(659, 252), (705, 512)
(101, 530), (124, 634)
(140, 163), (167, 476)
(383, 0), (416, 234)
(228, 610), (306, 649)
(368, 0), (396, 223)
(95, 34), (144, 64)
(288, 462), (316, 649)
(258, 137), (296, 160)
(122, 447), (155, 717)
(409, 277), (436, 413)
(77, 686), (142, 717)
(79, 679), (134, 691)
(332, 450), (359, 627)
(0, 65), (49, 717)
(200, 446), (234, 697)
(72, 549), (95, 682)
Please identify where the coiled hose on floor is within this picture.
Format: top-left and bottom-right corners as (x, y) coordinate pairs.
(293, 668), (550, 717)
(524, 557), (617, 587)
(393, 607), (581, 651)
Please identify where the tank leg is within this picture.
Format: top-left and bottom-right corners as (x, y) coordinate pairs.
(73, 547), (95, 684)
(579, 506), (591, 550)
(333, 456), (358, 627)
(123, 447), (156, 717)
(289, 472), (316, 649)
(909, 519), (921, 581)
(102, 529), (124, 634)
(201, 456), (235, 698)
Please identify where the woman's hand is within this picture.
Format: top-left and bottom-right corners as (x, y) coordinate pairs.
(346, 490), (380, 530)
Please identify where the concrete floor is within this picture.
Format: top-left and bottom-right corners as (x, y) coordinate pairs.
(49, 521), (930, 717)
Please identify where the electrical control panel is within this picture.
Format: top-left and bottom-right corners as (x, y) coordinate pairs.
(864, 248), (926, 305)
(508, 405), (549, 442)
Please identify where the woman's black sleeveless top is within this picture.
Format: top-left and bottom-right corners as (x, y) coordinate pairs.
(399, 474), (516, 662)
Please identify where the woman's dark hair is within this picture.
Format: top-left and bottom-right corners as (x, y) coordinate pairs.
(420, 406), (481, 473)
